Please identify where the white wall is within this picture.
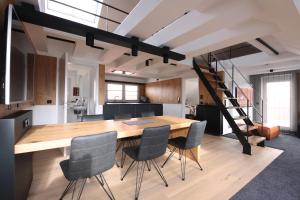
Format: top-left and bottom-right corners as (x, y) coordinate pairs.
(163, 104), (183, 118)
(32, 105), (58, 125)
(184, 78), (199, 106)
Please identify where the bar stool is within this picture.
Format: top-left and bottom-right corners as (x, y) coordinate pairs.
(120, 125), (170, 200)
(161, 121), (207, 180)
(59, 131), (117, 200)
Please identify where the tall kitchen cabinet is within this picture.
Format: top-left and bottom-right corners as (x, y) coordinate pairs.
(32, 55), (57, 105)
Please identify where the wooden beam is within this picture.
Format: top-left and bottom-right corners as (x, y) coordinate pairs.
(99, 64), (105, 105)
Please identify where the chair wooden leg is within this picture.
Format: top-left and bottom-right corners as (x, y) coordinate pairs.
(180, 150), (186, 181)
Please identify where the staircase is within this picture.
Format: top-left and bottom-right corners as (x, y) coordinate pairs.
(193, 55), (265, 155)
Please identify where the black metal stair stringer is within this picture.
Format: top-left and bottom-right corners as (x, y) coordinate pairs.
(193, 59), (251, 155)
(215, 79), (260, 136)
(207, 65), (260, 136)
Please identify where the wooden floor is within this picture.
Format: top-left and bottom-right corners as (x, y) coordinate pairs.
(27, 135), (283, 200)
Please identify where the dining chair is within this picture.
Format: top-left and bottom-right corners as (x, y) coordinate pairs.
(120, 125), (170, 200)
(161, 121), (207, 180)
(59, 131), (117, 200)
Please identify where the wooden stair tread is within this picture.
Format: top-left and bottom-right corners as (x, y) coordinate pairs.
(223, 97), (237, 100)
(217, 88), (229, 91)
(233, 116), (248, 120)
(208, 79), (223, 83)
(198, 65), (211, 71)
(248, 135), (266, 146)
(239, 125), (257, 132)
(202, 71), (217, 76)
(226, 106), (246, 109)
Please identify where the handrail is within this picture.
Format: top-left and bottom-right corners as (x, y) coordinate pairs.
(199, 55), (263, 119)
(212, 52), (253, 88)
(212, 56), (263, 119)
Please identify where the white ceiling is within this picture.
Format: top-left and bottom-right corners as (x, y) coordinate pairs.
(16, 0), (300, 79)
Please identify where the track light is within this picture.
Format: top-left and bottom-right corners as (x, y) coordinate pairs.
(145, 59), (153, 66)
(86, 33), (94, 47)
(162, 46), (170, 64)
(131, 36), (139, 56)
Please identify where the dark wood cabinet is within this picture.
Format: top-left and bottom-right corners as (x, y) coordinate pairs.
(196, 105), (223, 135)
(103, 103), (163, 120)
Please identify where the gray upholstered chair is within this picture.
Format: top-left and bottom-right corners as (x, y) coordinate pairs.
(59, 131), (117, 200)
(141, 111), (155, 117)
(81, 114), (104, 122)
(120, 125), (170, 200)
(161, 121), (207, 180)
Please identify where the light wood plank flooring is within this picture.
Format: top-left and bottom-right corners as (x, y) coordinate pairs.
(27, 135), (283, 200)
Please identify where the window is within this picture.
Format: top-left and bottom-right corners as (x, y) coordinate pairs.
(266, 81), (291, 127)
(44, 0), (103, 27)
(106, 83), (139, 101)
(107, 83), (123, 101)
(125, 85), (138, 100)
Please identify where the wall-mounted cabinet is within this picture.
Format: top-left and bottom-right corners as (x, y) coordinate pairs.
(33, 55), (57, 105)
(145, 78), (181, 104)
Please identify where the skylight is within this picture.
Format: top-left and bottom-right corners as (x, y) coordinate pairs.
(112, 70), (135, 75)
(45, 0), (103, 28)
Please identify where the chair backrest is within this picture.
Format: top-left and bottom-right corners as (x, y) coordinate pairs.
(185, 121), (207, 149)
(141, 111), (155, 117)
(68, 131), (117, 180)
(114, 113), (132, 120)
(81, 114), (104, 122)
(137, 125), (170, 161)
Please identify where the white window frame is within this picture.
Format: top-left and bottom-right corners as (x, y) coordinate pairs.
(106, 82), (139, 102)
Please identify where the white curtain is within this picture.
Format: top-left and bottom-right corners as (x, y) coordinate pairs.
(262, 73), (297, 131)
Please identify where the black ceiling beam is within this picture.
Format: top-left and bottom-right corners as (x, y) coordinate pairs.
(13, 5), (186, 61)
(256, 38), (279, 55)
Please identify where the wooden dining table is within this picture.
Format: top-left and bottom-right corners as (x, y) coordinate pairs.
(14, 115), (201, 160)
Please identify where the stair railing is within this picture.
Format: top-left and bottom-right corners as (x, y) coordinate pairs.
(208, 53), (264, 136)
